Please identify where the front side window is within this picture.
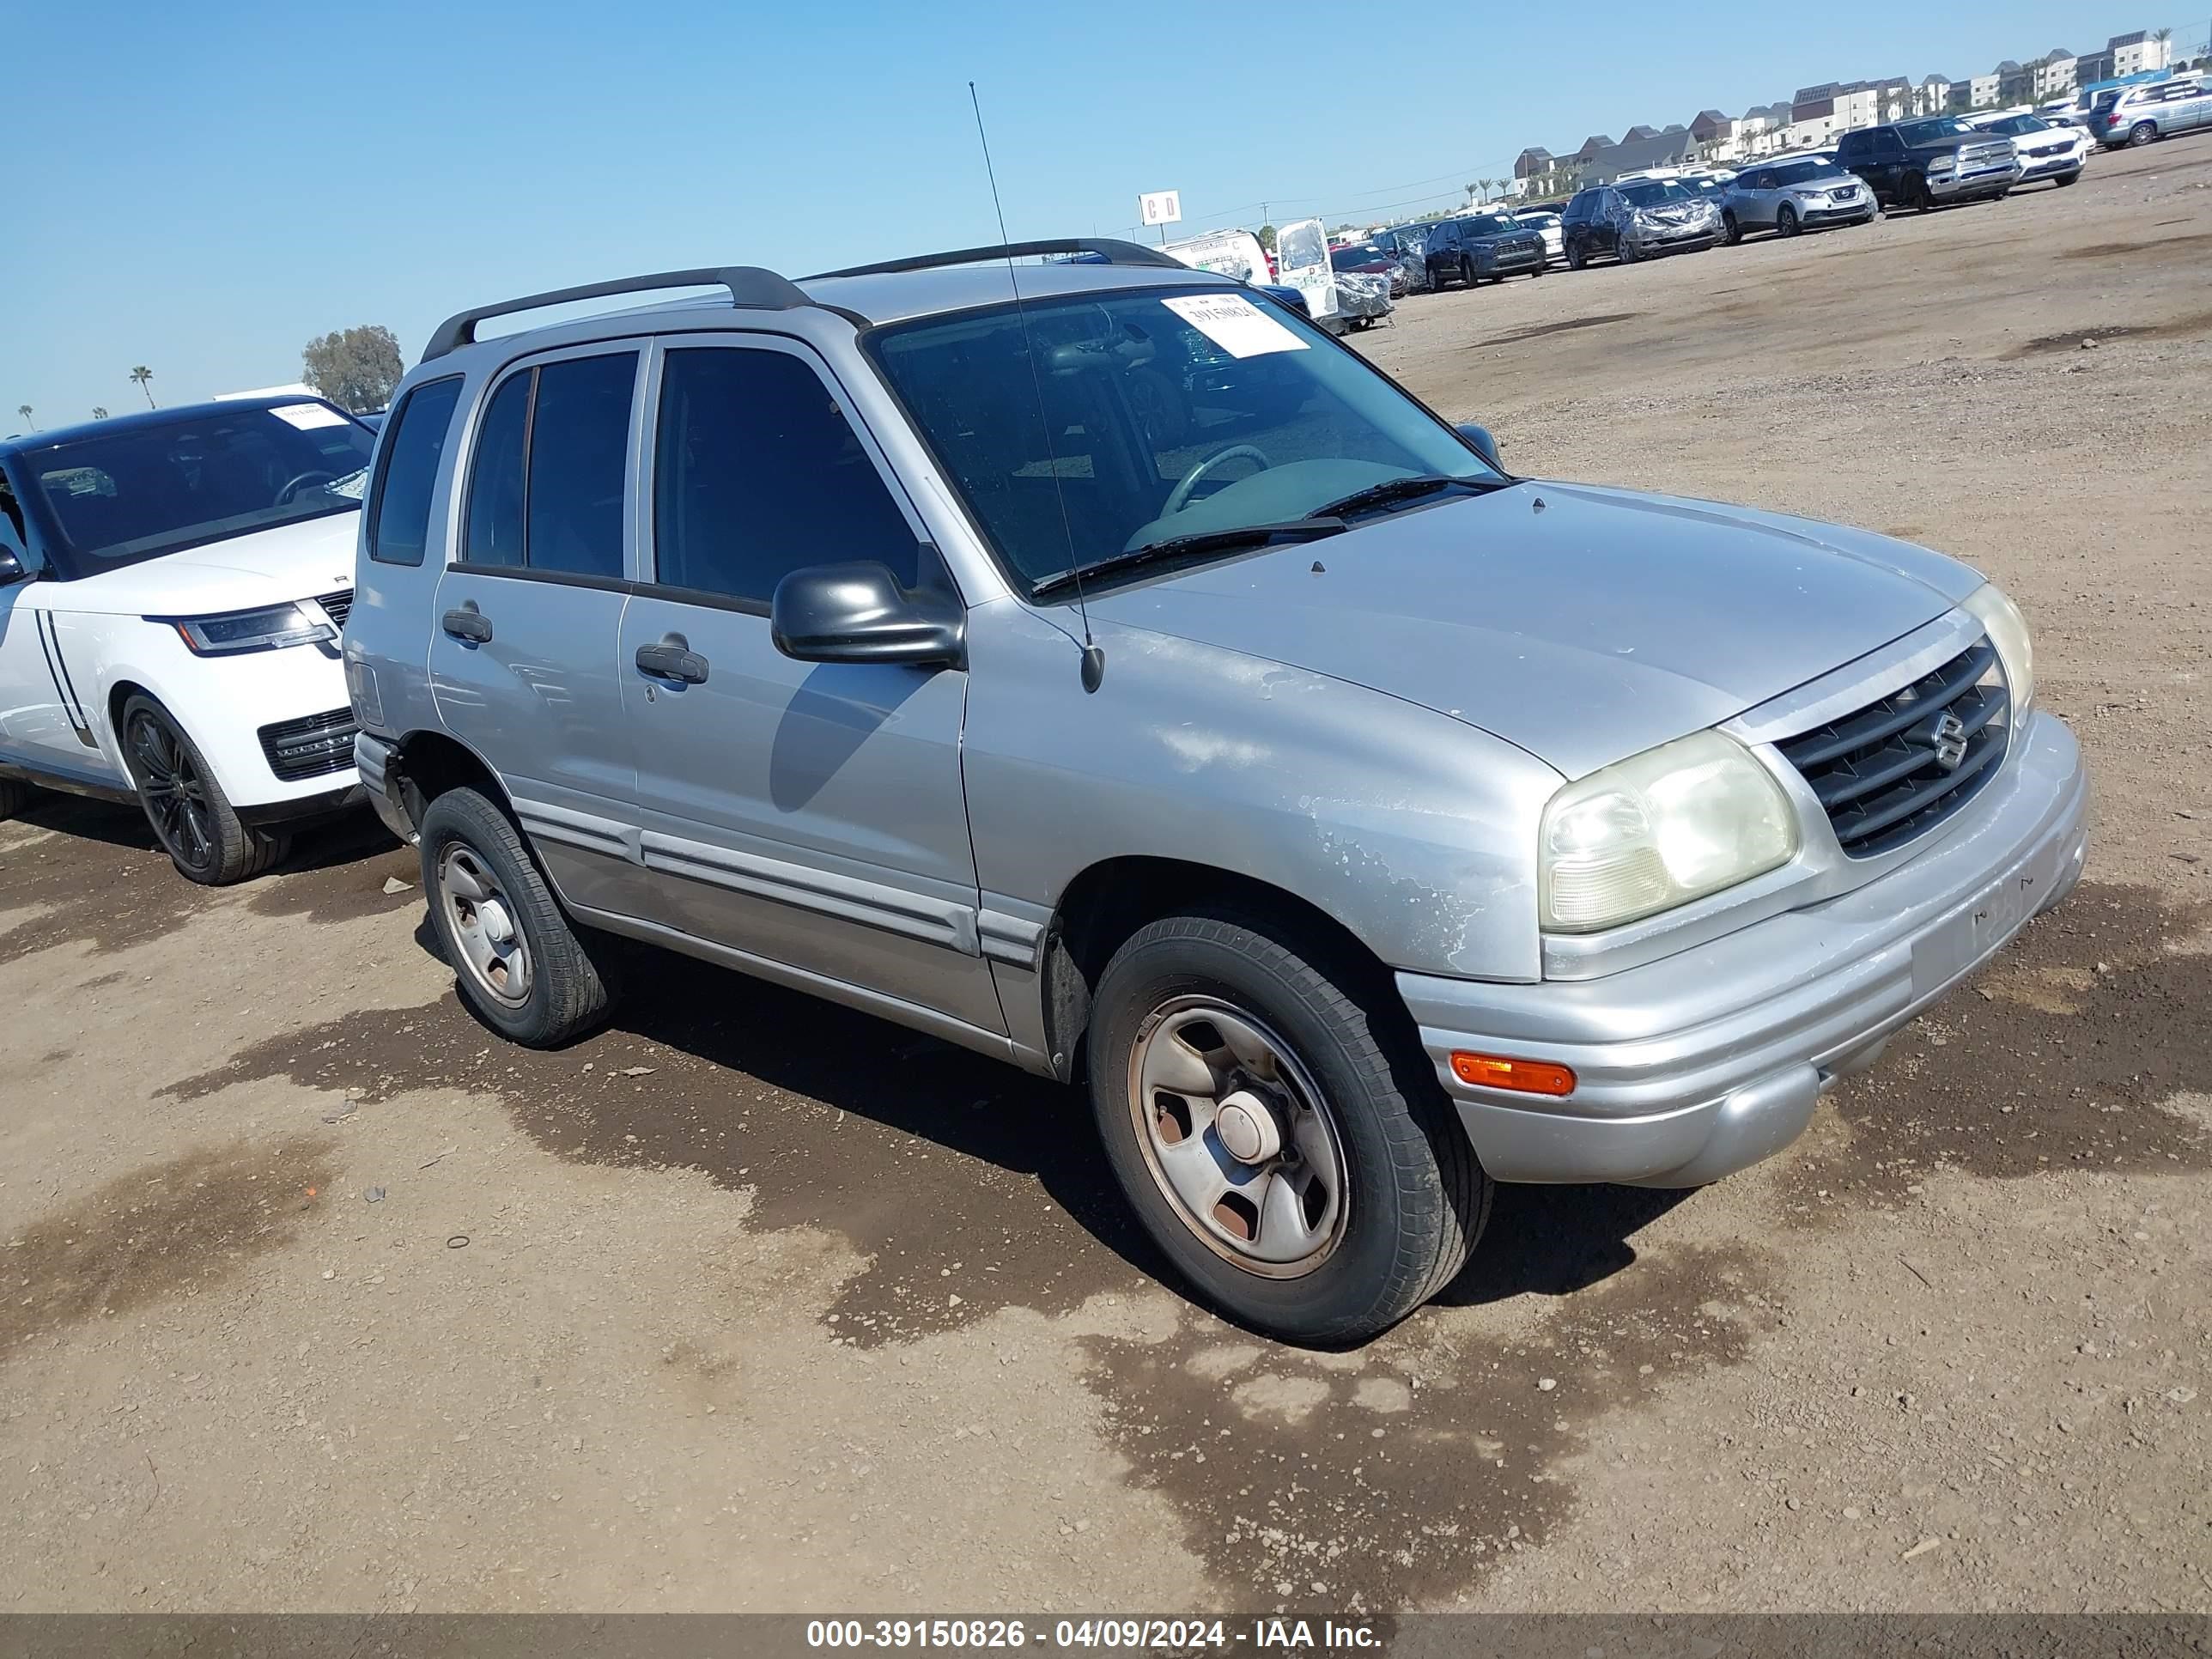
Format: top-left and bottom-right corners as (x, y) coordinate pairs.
(368, 378), (463, 567)
(28, 402), (377, 571)
(652, 346), (917, 605)
(869, 286), (1505, 593)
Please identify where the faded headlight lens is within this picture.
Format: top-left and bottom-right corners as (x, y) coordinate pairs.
(1540, 731), (1800, 933)
(1963, 581), (2034, 732)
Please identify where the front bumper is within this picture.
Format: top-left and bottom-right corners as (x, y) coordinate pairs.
(1801, 200), (1876, 226)
(2020, 153), (2084, 180)
(1929, 164), (2021, 199)
(1401, 710), (2088, 1188)
(1630, 224), (1723, 254)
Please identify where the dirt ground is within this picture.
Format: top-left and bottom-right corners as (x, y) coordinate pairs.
(3, 141), (2209, 1618)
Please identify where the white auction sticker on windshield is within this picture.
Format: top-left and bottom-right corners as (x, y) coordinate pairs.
(1162, 294), (1310, 359)
(270, 402), (348, 430)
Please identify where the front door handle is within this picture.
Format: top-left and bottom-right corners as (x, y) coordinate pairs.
(635, 635), (708, 685)
(441, 605), (492, 643)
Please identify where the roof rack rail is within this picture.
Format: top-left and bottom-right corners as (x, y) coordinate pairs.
(420, 266), (812, 362)
(803, 238), (1188, 281)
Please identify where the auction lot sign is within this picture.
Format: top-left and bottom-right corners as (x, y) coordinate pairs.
(1, 1616), (2205, 1657)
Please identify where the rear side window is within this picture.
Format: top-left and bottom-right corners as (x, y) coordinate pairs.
(651, 346), (916, 607)
(464, 370), (531, 568)
(368, 377), (463, 566)
(527, 354), (636, 580)
(455, 351), (637, 580)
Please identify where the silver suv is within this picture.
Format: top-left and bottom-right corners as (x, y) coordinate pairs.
(1721, 156), (1876, 240)
(346, 242), (2088, 1345)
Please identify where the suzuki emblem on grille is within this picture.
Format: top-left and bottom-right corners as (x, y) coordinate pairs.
(1927, 711), (1969, 771)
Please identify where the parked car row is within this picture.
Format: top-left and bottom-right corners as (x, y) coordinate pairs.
(0, 236), (2089, 1351)
(1380, 89), (2197, 288)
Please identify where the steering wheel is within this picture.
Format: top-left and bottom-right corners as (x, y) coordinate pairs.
(1164, 443), (1274, 516)
(275, 470), (337, 505)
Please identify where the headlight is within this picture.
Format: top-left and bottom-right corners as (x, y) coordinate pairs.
(1540, 730), (1800, 933)
(1962, 582), (2034, 734)
(161, 602), (337, 657)
(1929, 153), (1957, 172)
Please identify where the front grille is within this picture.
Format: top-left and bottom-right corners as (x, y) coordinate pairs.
(1775, 640), (2010, 859)
(316, 589), (353, 629)
(1960, 141), (2014, 168)
(259, 708), (359, 782)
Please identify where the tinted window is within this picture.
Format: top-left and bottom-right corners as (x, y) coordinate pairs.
(652, 347), (916, 605)
(464, 370), (531, 568)
(526, 353), (635, 580)
(368, 379), (463, 567)
(1836, 132), (1866, 158)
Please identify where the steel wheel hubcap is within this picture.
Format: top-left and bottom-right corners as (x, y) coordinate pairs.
(1127, 998), (1348, 1277)
(128, 712), (215, 870)
(439, 843), (533, 1006)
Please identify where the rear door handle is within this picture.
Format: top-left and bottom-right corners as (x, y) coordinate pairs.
(635, 635), (708, 685)
(441, 605), (492, 643)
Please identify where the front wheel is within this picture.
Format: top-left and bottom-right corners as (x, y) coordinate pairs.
(1459, 257), (1475, 289)
(0, 776), (33, 820)
(118, 693), (288, 884)
(2128, 121), (2157, 148)
(1722, 211), (1741, 246)
(1907, 174), (1934, 213)
(1089, 912), (1489, 1345)
(1777, 204), (1801, 237)
(1616, 234), (1639, 264)
(2053, 170), (2081, 187)
(418, 786), (617, 1046)
(1565, 241), (1586, 270)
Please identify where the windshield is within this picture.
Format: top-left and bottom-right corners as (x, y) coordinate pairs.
(1897, 117), (1977, 143)
(27, 404), (374, 568)
(1329, 246), (1384, 269)
(1770, 159), (1838, 185)
(1620, 180), (1696, 207)
(1515, 212), (1560, 228)
(1462, 216), (1518, 236)
(1994, 115), (2045, 133)
(868, 287), (1504, 592)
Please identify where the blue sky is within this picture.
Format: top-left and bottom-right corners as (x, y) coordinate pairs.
(3, 0), (2173, 424)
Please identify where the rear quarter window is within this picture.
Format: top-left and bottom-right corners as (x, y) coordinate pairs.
(367, 377), (464, 567)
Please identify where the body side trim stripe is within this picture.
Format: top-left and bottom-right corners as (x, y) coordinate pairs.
(35, 612), (94, 742)
(639, 829), (980, 956)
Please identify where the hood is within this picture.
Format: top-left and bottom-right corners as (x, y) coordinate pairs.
(1085, 482), (1981, 779)
(57, 513), (360, 617)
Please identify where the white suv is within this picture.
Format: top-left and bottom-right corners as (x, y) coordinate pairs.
(0, 397), (378, 882)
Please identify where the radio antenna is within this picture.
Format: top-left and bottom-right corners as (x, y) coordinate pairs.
(970, 80), (1105, 693)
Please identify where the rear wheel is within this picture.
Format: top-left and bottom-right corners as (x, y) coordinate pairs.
(1089, 911), (1489, 1346)
(118, 693), (288, 885)
(1777, 204), (1801, 237)
(418, 786), (617, 1046)
(2127, 120), (2157, 148)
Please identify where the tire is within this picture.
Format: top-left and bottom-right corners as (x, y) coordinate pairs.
(417, 786), (616, 1047)
(1459, 256), (1475, 289)
(1777, 204), (1801, 237)
(1088, 909), (1490, 1346)
(118, 693), (289, 885)
(1565, 241), (1585, 270)
(2127, 121), (2157, 148)
(0, 776), (32, 819)
(1616, 234), (1639, 265)
(2054, 170), (2080, 187)
(1722, 210), (1741, 246)
(1907, 174), (1934, 213)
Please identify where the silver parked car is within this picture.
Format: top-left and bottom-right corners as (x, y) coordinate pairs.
(1720, 156), (1878, 240)
(2087, 76), (2212, 148)
(347, 242), (2087, 1345)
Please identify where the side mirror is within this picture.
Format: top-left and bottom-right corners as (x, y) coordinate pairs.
(0, 545), (28, 586)
(1455, 422), (1505, 472)
(770, 561), (965, 670)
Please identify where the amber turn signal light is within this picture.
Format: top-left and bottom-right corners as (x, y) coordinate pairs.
(1449, 1051), (1577, 1097)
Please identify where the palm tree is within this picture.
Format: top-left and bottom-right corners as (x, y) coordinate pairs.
(91, 406), (109, 420)
(1465, 179), (1480, 207)
(14, 405), (29, 429)
(130, 366), (155, 408)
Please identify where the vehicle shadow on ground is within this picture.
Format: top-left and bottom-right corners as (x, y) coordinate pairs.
(1437, 1181), (1692, 1307)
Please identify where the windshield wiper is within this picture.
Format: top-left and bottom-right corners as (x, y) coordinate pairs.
(1305, 474), (1499, 521)
(1030, 519), (1347, 599)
